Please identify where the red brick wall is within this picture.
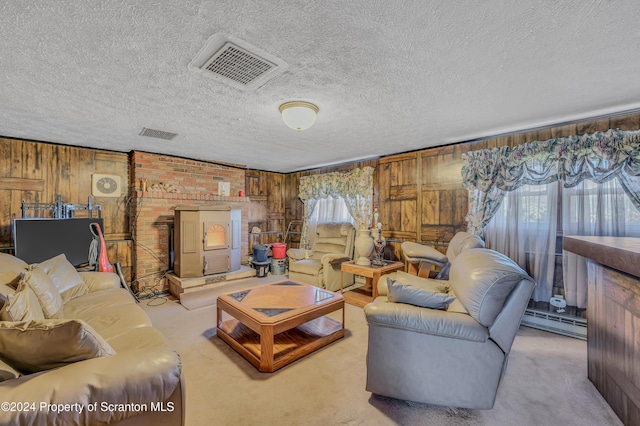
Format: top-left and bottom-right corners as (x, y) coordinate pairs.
(130, 151), (248, 293)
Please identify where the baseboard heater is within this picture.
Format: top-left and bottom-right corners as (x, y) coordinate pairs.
(521, 308), (587, 340)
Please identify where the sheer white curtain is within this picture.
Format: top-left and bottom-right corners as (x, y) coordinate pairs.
(485, 183), (559, 303)
(562, 179), (640, 308)
(306, 196), (355, 247)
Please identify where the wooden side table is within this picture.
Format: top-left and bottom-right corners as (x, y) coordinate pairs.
(340, 260), (404, 300)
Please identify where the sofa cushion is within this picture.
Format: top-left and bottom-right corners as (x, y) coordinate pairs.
(60, 282), (89, 303)
(450, 249), (529, 327)
(105, 326), (171, 352)
(0, 279), (45, 321)
(78, 271), (121, 292)
(62, 287), (135, 316)
(37, 253), (84, 294)
(387, 278), (456, 310)
(23, 266), (63, 318)
(0, 319), (115, 374)
(61, 287), (143, 341)
(87, 304), (153, 340)
(0, 253), (28, 289)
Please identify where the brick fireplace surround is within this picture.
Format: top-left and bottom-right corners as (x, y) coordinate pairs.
(131, 151), (249, 293)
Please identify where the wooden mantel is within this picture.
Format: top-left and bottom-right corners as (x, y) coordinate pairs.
(564, 235), (640, 426)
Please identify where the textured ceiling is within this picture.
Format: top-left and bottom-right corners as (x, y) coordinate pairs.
(1, 1), (639, 172)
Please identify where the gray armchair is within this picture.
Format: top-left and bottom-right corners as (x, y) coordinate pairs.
(364, 248), (535, 409)
(402, 231), (485, 279)
(287, 222), (356, 291)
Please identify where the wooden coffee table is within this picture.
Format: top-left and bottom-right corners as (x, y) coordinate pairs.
(216, 280), (344, 373)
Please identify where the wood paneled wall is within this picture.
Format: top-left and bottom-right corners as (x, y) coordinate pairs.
(0, 137), (133, 276)
(246, 170), (286, 251)
(280, 111), (640, 262)
(2, 110), (639, 286)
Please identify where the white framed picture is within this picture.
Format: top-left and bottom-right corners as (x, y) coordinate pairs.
(218, 181), (230, 196)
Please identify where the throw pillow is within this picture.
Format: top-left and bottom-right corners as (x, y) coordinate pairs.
(379, 271), (450, 297)
(393, 271), (449, 293)
(0, 279), (45, 322)
(36, 254), (84, 294)
(22, 267), (63, 318)
(0, 253), (28, 289)
(387, 278), (456, 310)
(0, 359), (20, 382)
(0, 283), (16, 304)
(0, 319), (116, 374)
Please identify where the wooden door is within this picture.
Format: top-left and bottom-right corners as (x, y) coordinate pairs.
(378, 153), (419, 260)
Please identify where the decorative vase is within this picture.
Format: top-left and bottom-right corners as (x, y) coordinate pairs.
(355, 227), (374, 266)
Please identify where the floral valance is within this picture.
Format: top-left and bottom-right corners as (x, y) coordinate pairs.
(299, 166), (375, 203)
(461, 129), (640, 235)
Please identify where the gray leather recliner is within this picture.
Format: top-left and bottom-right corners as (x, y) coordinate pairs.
(402, 231), (485, 279)
(364, 248), (536, 409)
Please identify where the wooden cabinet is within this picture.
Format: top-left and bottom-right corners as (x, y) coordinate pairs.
(174, 206), (241, 278)
(586, 262), (640, 426)
(564, 236), (640, 426)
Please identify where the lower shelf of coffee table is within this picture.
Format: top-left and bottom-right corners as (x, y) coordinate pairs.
(218, 316), (343, 371)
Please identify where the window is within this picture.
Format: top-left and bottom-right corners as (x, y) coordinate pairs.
(486, 178), (640, 310)
(307, 196), (355, 246)
(564, 179), (640, 237)
(485, 183), (558, 304)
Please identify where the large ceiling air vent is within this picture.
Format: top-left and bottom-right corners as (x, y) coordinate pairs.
(139, 127), (178, 140)
(189, 33), (288, 91)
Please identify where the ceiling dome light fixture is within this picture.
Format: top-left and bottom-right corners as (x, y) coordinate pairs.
(279, 101), (319, 131)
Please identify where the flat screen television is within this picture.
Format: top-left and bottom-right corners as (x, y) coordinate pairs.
(13, 218), (104, 266)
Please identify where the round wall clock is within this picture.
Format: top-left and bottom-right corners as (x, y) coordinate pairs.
(91, 174), (122, 197)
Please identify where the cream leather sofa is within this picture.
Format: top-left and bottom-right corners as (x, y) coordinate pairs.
(0, 253), (184, 425)
(287, 222), (356, 291)
(364, 248), (535, 409)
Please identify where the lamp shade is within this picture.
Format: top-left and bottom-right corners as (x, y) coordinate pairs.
(279, 101), (318, 131)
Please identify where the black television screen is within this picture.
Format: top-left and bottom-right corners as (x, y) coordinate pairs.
(13, 218), (104, 266)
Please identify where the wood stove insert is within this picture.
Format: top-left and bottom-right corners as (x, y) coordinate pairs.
(174, 205), (241, 278)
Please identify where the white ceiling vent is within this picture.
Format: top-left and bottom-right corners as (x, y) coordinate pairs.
(139, 127), (178, 140)
(189, 33), (288, 91)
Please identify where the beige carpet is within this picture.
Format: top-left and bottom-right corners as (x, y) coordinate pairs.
(178, 275), (286, 310)
(142, 278), (622, 426)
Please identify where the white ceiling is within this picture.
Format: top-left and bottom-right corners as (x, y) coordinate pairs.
(1, 1), (639, 172)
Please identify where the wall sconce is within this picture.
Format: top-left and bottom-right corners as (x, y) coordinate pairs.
(279, 101), (319, 131)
